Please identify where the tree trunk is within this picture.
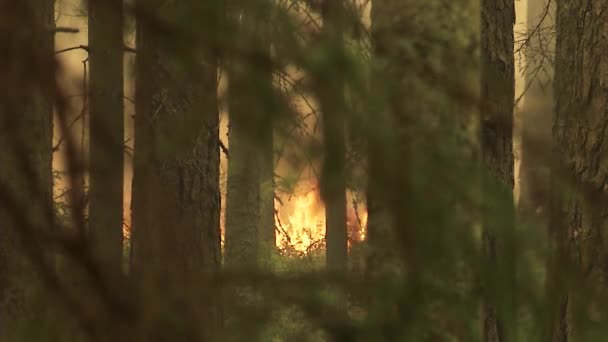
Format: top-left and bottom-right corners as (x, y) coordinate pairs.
(550, 0), (608, 339)
(224, 1), (275, 270)
(131, 1), (221, 338)
(320, 0), (348, 274)
(480, 0), (516, 340)
(0, 0), (54, 333)
(258, 41), (275, 270)
(88, 0), (125, 273)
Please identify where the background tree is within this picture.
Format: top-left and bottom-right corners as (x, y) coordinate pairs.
(224, 0), (276, 269)
(257, 10), (276, 269)
(480, 0), (516, 340)
(319, 0), (348, 273)
(87, 0), (125, 272)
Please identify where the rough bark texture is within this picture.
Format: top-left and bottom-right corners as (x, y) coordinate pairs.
(0, 0), (54, 334)
(259, 123), (275, 267)
(551, 0), (608, 340)
(519, 0), (553, 221)
(320, 0), (348, 273)
(480, 0), (516, 341)
(224, 1), (274, 269)
(88, 0), (125, 272)
(131, 0), (221, 338)
(258, 45), (276, 269)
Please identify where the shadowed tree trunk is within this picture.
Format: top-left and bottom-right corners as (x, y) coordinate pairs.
(0, 0), (54, 334)
(258, 27), (275, 270)
(87, 0), (125, 273)
(224, 0), (275, 270)
(131, 0), (221, 339)
(259, 123), (275, 268)
(480, 0), (516, 340)
(549, 0), (608, 340)
(320, 0), (348, 274)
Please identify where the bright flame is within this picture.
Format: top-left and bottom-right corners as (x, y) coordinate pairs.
(276, 190), (326, 253)
(274, 187), (368, 255)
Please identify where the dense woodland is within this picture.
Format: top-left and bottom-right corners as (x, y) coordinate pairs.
(1, 0), (607, 340)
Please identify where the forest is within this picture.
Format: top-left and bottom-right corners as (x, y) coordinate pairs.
(1, 0), (607, 340)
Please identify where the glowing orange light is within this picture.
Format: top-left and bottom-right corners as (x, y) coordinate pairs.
(276, 190), (326, 253)
(274, 187), (368, 255)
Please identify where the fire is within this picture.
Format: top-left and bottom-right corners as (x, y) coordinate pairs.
(274, 187), (368, 255)
(276, 190), (326, 253)
(217, 175), (368, 255)
(347, 198), (368, 242)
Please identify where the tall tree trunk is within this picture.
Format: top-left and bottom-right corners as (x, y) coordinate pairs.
(320, 0), (348, 273)
(259, 129), (275, 268)
(480, 0), (516, 341)
(0, 0), (54, 333)
(224, 1), (275, 270)
(550, 0), (608, 340)
(131, 1), (221, 338)
(258, 38), (275, 270)
(88, 0), (125, 273)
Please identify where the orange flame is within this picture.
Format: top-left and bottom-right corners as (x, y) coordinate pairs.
(276, 190), (326, 253)
(274, 187), (368, 255)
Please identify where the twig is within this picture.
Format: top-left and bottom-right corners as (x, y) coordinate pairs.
(49, 26), (80, 34)
(55, 44), (137, 55)
(274, 209), (292, 244)
(219, 138), (229, 158)
(514, 0), (552, 54)
(55, 45), (89, 55)
(123, 45), (137, 54)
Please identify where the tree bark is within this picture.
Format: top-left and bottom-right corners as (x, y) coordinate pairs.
(258, 35), (276, 270)
(259, 134), (275, 268)
(480, 0), (516, 340)
(550, 0), (608, 339)
(224, 1), (275, 270)
(0, 0), (54, 333)
(320, 0), (348, 274)
(131, 0), (221, 338)
(88, 0), (125, 273)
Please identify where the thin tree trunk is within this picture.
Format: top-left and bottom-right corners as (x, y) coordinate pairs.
(88, 0), (125, 272)
(320, 0), (348, 274)
(480, 0), (516, 340)
(224, 1), (275, 270)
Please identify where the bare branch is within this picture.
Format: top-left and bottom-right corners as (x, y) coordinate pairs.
(49, 26), (80, 34)
(55, 45), (89, 55)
